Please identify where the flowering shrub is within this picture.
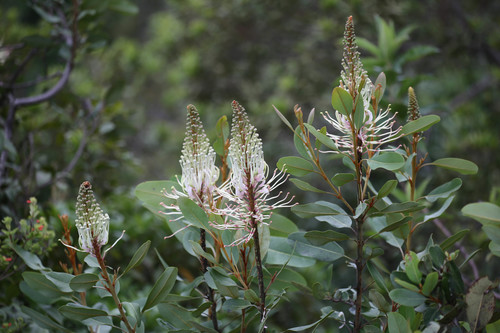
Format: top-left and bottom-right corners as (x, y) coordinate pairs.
(5, 15), (500, 333)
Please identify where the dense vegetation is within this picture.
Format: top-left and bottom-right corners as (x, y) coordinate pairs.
(1, 1), (499, 332)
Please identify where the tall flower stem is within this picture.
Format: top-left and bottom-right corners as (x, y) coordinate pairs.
(93, 240), (135, 333)
(244, 167), (266, 324)
(406, 87), (422, 253)
(353, 144), (365, 333)
(200, 228), (220, 332)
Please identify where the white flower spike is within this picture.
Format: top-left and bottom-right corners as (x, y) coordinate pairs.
(212, 101), (295, 246)
(74, 181), (110, 256)
(159, 105), (219, 235)
(323, 16), (401, 156)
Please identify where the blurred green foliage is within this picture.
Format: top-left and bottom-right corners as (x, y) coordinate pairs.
(1, 0), (499, 331)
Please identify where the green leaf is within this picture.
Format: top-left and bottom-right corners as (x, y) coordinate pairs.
(331, 87), (353, 116)
(307, 108), (315, 124)
(401, 115), (440, 135)
(33, 5), (61, 23)
(304, 123), (338, 150)
(22, 271), (66, 296)
(70, 273), (99, 292)
(135, 180), (179, 217)
(425, 178), (462, 202)
(21, 306), (72, 333)
(377, 179), (398, 199)
(379, 201), (424, 214)
(286, 309), (336, 332)
(373, 72), (386, 103)
(216, 115), (229, 140)
(353, 94), (365, 129)
(466, 277), (495, 332)
(405, 252), (422, 284)
(178, 197), (210, 229)
(108, 0), (139, 15)
(486, 319), (500, 333)
(59, 304), (108, 321)
(291, 202), (342, 218)
(19, 281), (56, 304)
(377, 216), (411, 233)
(244, 289), (260, 303)
(189, 240), (217, 264)
(294, 127), (310, 159)
(304, 230), (350, 245)
(288, 232), (344, 262)
(205, 267), (239, 298)
(289, 178), (326, 193)
(331, 173), (355, 187)
(369, 289), (390, 313)
(269, 213), (298, 236)
(266, 236), (315, 268)
(157, 303), (194, 330)
(387, 312), (411, 333)
(394, 278), (420, 292)
(421, 272), (439, 296)
(122, 240), (151, 276)
(222, 299), (251, 311)
(429, 246), (446, 267)
(277, 156), (315, 177)
(366, 260), (388, 292)
(490, 241), (500, 256)
(264, 267), (308, 292)
(462, 202), (500, 226)
(84, 255), (100, 268)
(430, 158), (478, 175)
(143, 267), (178, 312)
(43, 272), (74, 293)
(10, 244), (46, 271)
(389, 289), (426, 307)
(440, 229), (469, 251)
(273, 105), (294, 132)
(420, 196), (455, 223)
(367, 152), (405, 171)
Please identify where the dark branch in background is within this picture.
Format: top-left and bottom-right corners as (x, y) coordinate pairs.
(38, 99), (101, 189)
(449, 74), (498, 110)
(13, 7), (74, 108)
(0, 1), (79, 188)
(0, 72), (62, 90)
(432, 218), (479, 280)
(12, 59), (72, 107)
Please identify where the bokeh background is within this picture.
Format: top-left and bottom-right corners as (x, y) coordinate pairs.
(1, 0), (500, 330)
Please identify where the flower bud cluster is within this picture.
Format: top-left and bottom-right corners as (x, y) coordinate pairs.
(163, 105), (219, 210)
(323, 17), (402, 156)
(75, 181), (109, 256)
(212, 101), (294, 245)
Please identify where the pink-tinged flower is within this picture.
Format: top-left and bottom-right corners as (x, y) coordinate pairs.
(212, 101), (295, 246)
(160, 105), (219, 223)
(322, 100), (401, 155)
(322, 16), (401, 156)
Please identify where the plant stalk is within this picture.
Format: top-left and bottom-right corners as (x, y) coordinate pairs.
(352, 127), (365, 333)
(200, 228), (220, 332)
(252, 225), (266, 323)
(94, 241), (135, 333)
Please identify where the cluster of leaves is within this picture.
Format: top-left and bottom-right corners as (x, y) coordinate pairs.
(0, 0), (140, 218)
(2, 3), (500, 331)
(0, 197), (55, 278)
(270, 15), (499, 332)
(10, 220), (180, 332)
